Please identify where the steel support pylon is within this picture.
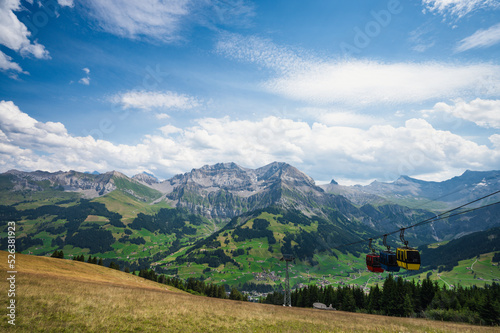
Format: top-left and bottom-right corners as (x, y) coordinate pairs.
(280, 254), (294, 307)
(284, 260), (291, 307)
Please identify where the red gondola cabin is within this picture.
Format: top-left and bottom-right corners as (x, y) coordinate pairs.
(366, 253), (384, 273)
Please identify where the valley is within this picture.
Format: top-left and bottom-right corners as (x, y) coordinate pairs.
(0, 162), (499, 295)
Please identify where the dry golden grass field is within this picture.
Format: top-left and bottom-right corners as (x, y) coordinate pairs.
(1, 251), (498, 332)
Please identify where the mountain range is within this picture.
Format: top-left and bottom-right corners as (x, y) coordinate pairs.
(322, 170), (500, 208)
(1, 162), (499, 288)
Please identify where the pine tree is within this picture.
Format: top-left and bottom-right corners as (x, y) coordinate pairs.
(479, 293), (500, 325)
(403, 294), (414, 317)
(109, 261), (120, 270)
(340, 288), (356, 312)
(217, 285), (226, 299)
(229, 287), (246, 301)
(98, 258), (103, 266)
(51, 250), (64, 259)
(368, 284), (382, 313)
(381, 274), (399, 315)
(420, 277), (435, 310)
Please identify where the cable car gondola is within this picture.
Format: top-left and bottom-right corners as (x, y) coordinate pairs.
(379, 234), (400, 272)
(366, 238), (384, 273)
(396, 228), (421, 271)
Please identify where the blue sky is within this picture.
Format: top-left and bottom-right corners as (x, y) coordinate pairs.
(1, 0), (500, 185)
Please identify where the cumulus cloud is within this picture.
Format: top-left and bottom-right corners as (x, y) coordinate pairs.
(57, 0), (74, 7)
(455, 23), (500, 52)
(422, 0), (500, 19)
(424, 98), (500, 129)
(1, 100), (499, 184)
(490, 134), (500, 148)
(0, 0), (50, 76)
(216, 33), (500, 106)
(78, 67), (90, 85)
(156, 113), (170, 120)
(111, 90), (201, 111)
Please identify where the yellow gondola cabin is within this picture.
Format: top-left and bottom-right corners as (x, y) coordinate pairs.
(396, 247), (421, 270)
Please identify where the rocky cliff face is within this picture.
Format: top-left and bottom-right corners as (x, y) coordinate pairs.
(162, 162), (332, 219)
(5, 170), (117, 198)
(2, 164), (499, 243)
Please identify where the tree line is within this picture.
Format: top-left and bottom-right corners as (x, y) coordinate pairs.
(128, 268), (247, 301)
(50, 250), (247, 301)
(262, 275), (500, 326)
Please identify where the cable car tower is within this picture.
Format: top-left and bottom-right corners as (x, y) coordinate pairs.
(280, 254), (294, 307)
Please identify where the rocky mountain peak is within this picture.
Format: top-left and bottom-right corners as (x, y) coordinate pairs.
(160, 161), (329, 219)
(109, 170), (127, 178)
(173, 162), (253, 191)
(259, 162), (317, 189)
(255, 161), (286, 180)
(132, 172), (159, 185)
(200, 162), (242, 171)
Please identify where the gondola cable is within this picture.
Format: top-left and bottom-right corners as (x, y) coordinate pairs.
(333, 189), (500, 250)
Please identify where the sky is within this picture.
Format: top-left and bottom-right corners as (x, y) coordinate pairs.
(0, 0), (500, 185)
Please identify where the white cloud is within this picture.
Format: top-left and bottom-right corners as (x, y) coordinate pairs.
(455, 23), (500, 52)
(409, 24), (436, 52)
(1, 100), (499, 184)
(0, 0), (50, 76)
(216, 33), (304, 73)
(81, 0), (256, 42)
(111, 90), (201, 110)
(78, 67), (90, 85)
(57, 0), (74, 7)
(490, 134), (500, 148)
(422, 0), (500, 19)
(206, 0), (255, 27)
(78, 77), (90, 85)
(299, 107), (383, 128)
(425, 98), (500, 129)
(83, 0), (190, 42)
(217, 34), (500, 106)
(156, 113), (170, 120)
(159, 124), (182, 135)
(0, 50), (25, 75)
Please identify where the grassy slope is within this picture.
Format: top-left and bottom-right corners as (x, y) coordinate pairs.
(1, 251), (496, 333)
(162, 213), (499, 290)
(1, 186), (218, 266)
(415, 252), (500, 289)
(170, 213), (381, 289)
(93, 190), (170, 222)
(111, 177), (163, 202)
